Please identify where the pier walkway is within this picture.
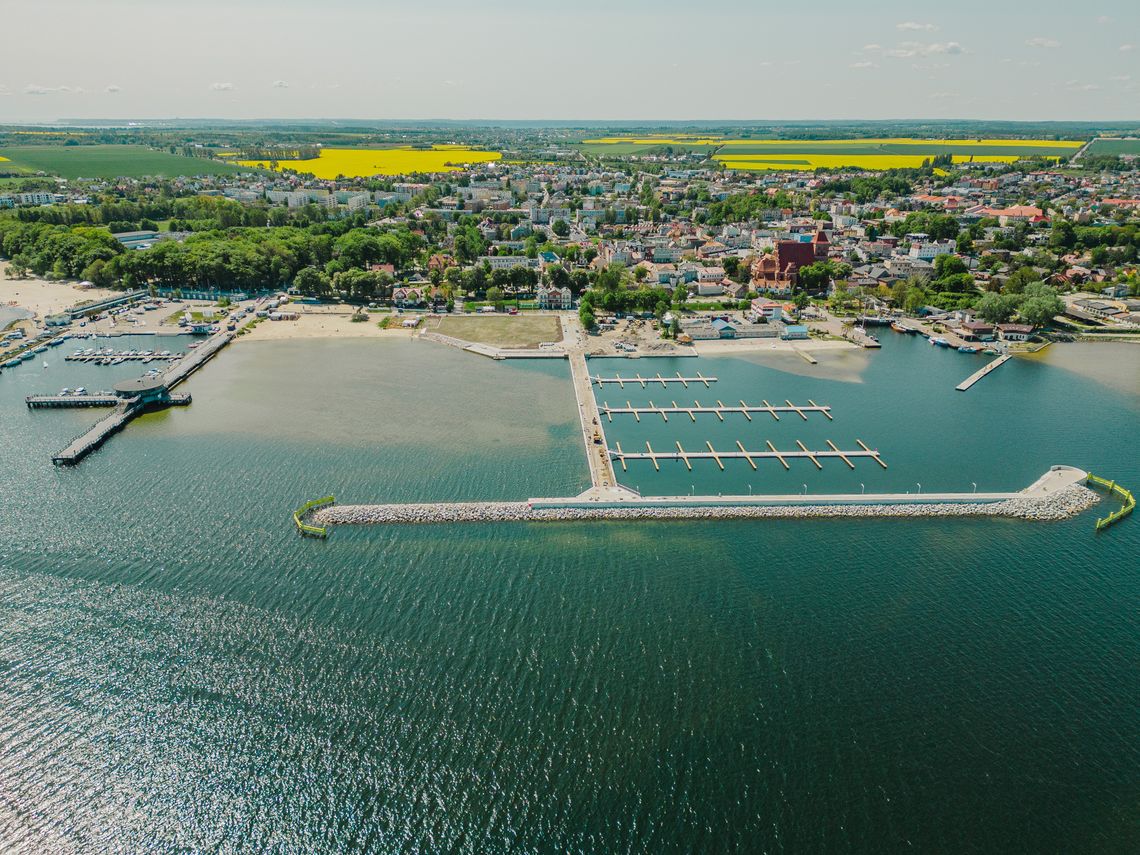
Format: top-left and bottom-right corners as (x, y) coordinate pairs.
(49, 323), (244, 466)
(600, 399), (832, 422)
(956, 354), (1012, 391)
(590, 372), (716, 388)
(610, 440), (887, 472)
(27, 394), (118, 408)
(568, 351), (617, 489)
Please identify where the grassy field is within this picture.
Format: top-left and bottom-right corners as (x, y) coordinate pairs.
(1084, 137), (1140, 156)
(434, 315), (562, 349)
(240, 146), (502, 178)
(0, 145), (251, 179)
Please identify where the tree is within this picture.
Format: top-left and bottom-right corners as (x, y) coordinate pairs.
(793, 291), (810, 311)
(293, 266), (331, 297)
(1019, 293), (1063, 327)
(485, 286), (503, 303)
(933, 254), (968, 280)
(579, 306), (596, 330)
(976, 291), (1017, 324)
(551, 219), (570, 238)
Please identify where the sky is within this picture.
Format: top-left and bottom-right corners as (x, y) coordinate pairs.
(0, 0), (1137, 123)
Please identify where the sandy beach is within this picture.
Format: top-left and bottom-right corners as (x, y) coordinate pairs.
(241, 308), (418, 342)
(0, 261), (119, 318)
(691, 337), (859, 355)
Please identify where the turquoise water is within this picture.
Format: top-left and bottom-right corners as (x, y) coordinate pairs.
(1, 335), (1137, 853)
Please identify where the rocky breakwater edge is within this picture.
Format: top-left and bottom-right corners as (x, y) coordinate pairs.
(310, 484), (1100, 527)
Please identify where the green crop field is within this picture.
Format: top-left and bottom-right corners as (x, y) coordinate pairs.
(0, 145), (253, 179)
(1084, 137), (1140, 156)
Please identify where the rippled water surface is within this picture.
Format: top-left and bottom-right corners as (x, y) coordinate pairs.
(1, 335), (1137, 853)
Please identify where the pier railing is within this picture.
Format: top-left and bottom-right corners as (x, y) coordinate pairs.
(294, 496), (336, 538)
(1085, 474), (1135, 531)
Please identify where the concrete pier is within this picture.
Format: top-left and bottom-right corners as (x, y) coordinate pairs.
(568, 351), (617, 489)
(956, 354), (1012, 391)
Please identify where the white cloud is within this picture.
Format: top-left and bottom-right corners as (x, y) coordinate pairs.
(1096, 15), (1111, 24)
(928, 91), (958, 99)
(1025, 37), (1061, 49)
(1120, 44), (1134, 52)
(1064, 80), (1100, 92)
(850, 61), (877, 69)
(24, 84), (82, 96)
(0, 85), (10, 97)
(1109, 74), (1131, 82)
(105, 84), (121, 93)
(862, 43), (881, 51)
(210, 82), (233, 91)
(886, 41), (964, 58)
(272, 80), (289, 88)
(897, 22), (937, 32)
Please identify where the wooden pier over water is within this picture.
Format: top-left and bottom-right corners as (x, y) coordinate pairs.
(956, 354), (1012, 391)
(48, 326), (240, 466)
(590, 371), (716, 388)
(610, 440), (887, 472)
(600, 399), (832, 422)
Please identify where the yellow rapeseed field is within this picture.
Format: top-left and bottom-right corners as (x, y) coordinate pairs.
(715, 153), (1037, 171)
(0, 156), (9, 162)
(240, 146), (502, 179)
(585, 137), (1083, 149)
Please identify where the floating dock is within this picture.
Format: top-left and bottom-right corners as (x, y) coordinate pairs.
(600, 399), (832, 422)
(590, 372), (716, 388)
(956, 353), (1012, 391)
(609, 440), (887, 472)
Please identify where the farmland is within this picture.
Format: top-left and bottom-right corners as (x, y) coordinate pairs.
(578, 136), (1084, 169)
(1084, 137), (1140, 156)
(240, 146), (502, 179)
(0, 145), (251, 179)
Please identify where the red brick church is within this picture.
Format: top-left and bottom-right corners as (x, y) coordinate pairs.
(750, 230), (829, 294)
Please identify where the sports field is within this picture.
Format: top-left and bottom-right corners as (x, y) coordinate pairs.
(578, 136), (1083, 169)
(0, 145), (251, 179)
(433, 315), (562, 349)
(240, 146), (502, 179)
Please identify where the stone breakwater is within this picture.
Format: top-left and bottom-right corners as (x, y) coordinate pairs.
(311, 484), (1099, 527)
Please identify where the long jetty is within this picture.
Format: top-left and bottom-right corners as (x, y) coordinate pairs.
(956, 353), (1012, 391)
(49, 327), (239, 466)
(600, 399), (832, 422)
(301, 466), (1101, 531)
(609, 440), (887, 472)
(590, 372), (716, 388)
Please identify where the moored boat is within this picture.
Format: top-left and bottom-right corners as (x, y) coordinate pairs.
(958, 345), (978, 354)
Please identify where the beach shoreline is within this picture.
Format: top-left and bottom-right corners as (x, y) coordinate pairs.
(0, 262), (120, 318)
